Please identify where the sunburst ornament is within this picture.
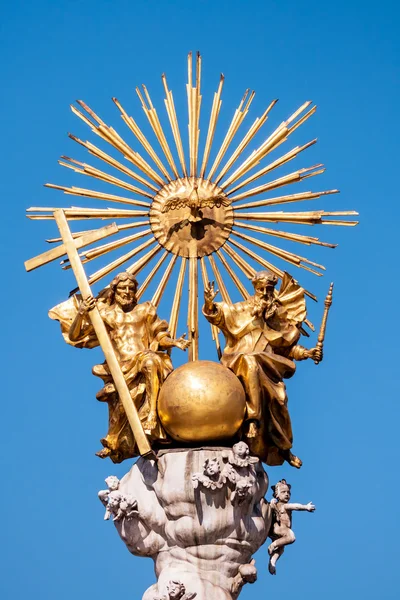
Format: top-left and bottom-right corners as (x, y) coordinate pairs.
(25, 51), (358, 362)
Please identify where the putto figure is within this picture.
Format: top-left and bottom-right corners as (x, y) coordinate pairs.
(192, 457), (234, 491)
(227, 441), (259, 469)
(155, 580), (197, 600)
(50, 271), (190, 462)
(203, 270), (322, 468)
(268, 479), (315, 575)
(98, 475), (120, 520)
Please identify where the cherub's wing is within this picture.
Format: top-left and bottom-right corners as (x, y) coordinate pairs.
(182, 593), (197, 600)
(276, 272), (307, 325)
(161, 196), (188, 213)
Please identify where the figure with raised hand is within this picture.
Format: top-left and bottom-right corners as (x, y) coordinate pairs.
(268, 479), (315, 574)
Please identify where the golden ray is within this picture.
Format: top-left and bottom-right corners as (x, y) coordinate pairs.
(44, 183), (150, 208)
(236, 210), (359, 225)
(234, 221), (337, 248)
(72, 102), (165, 187)
(221, 103), (316, 189)
(46, 220), (150, 244)
(229, 238), (284, 279)
(69, 244), (162, 296)
(207, 88), (255, 181)
(68, 134), (159, 191)
(162, 75), (188, 177)
(231, 230), (325, 276)
(126, 244), (162, 276)
(208, 255), (232, 304)
(137, 251), (169, 300)
(151, 254), (179, 307)
(79, 229), (152, 263)
(199, 74), (224, 178)
(26, 207), (149, 220)
(112, 97), (172, 181)
(58, 156), (154, 199)
(233, 189), (339, 211)
(214, 99), (278, 184)
(223, 243), (256, 279)
(227, 139), (317, 195)
(83, 238), (154, 284)
(136, 85), (180, 179)
(61, 226), (151, 268)
(216, 250), (249, 299)
(227, 239), (317, 301)
(188, 256), (199, 361)
(169, 257), (187, 339)
(186, 51), (202, 177)
(230, 165), (325, 203)
(200, 257), (222, 359)
(85, 238), (156, 285)
(74, 100), (164, 184)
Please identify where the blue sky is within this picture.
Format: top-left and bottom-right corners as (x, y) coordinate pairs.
(1, 1), (399, 599)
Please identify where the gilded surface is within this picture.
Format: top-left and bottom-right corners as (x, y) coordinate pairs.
(203, 270), (324, 468)
(158, 360), (246, 442)
(50, 271), (190, 462)
(150, 177), (233, 258)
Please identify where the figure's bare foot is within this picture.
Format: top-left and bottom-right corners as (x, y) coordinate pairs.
(96, 447), (111, 459)
(268, 560), (276, 575)
(281, 449), (302, 469)
(245, 420), (259, 439)
(288, 453), (302, 469)
(144, 412), (158, 433)
(96, 383), (116, 401)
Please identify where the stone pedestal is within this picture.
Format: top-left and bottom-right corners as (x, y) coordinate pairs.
(107, 447), (271, 600)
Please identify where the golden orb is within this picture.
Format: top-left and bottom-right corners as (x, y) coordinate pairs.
(158, 360), (246, 443)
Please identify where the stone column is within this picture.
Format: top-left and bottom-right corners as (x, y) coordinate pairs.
(99, 445), (271, 600)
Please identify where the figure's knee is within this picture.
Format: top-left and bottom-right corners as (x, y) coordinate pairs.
(287, 531), (296, 544)
(141, 356), (157, 374)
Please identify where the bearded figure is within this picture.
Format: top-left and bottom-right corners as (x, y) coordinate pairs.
(203, 270), (322, 468)
(49, 271), (189, 462)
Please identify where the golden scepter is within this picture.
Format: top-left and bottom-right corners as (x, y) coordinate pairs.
(314, 282), (334, 365)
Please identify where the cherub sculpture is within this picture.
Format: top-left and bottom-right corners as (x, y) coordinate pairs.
(154, 580), (197, 600)
(98, 475), (138, 522)
(192, 457), (234, 491)
(98, 475), (120, 520)
(268, 479), (315, 575)
(224, 441), (259, 469)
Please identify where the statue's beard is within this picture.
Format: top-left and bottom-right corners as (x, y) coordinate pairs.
(251, 295), (273, 318)
(115, 292), (137, 310)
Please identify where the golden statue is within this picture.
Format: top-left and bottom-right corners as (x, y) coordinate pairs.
(203, 271), (322, 468)
(25, 52), (357, 465)
(50, 271), (190, 462)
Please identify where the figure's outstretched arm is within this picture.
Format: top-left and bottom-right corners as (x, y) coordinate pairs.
(69, 295), (96, 342)
(158, 333), (191, 351)
(285, 502), (315, 512)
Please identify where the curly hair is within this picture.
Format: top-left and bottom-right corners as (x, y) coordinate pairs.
(271, 479), (291, 499)
(251, 270), (278, 288)
(108, 272), (138, 305)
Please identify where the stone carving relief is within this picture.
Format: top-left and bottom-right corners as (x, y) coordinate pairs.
(154, 580), (197, 600)
(98, 475), (138, 522)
